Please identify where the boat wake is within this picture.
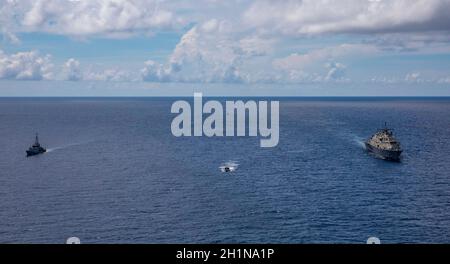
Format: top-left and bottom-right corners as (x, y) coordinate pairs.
(352, 135), (367, 150)
(47, 141), (93, 153)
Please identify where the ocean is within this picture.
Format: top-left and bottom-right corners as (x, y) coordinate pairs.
(0, 97), (450, 243)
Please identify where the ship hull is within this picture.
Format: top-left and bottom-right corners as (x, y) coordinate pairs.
(365, 143), (402, 161)
(26, 149), (46, 157)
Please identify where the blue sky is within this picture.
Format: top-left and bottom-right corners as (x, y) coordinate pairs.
(1, 0), (450, 96)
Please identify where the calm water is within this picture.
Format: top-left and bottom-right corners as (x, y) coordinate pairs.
(0, 97), (450, 244)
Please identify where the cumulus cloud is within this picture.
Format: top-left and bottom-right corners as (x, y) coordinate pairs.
(2, 0), (450, 85)
(18, 0), (177, 37)
(61, 58), (135, 82)
(239, 36), (275, 57)
(363, 32), (450, 53)
(243, 0), (450, 36)
(142, 26), (380, 84)
(270, 44), (374, 83)
(85, 68), (133, 82)
(325, 62), (347, 81)
(2, 0), (450, 40)
(141, 60), (172, 82)
(2, 31), (21, 45)
(273, 44), (376, 71)
(260, 62), (348, 84)
(63, 58), (82, 81)
(438, 77), (450, 84)
(167, 22), (239, 81)
(405, 72), (422, 82)
(141, 21), (257, 83)
(269, 70), (324, 84)
(0, 50), (53, 80)
(370, 72), (450, 84)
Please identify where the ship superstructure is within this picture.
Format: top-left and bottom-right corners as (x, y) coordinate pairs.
(365, 124), (402, 161)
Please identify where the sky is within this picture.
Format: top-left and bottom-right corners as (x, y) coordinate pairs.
(0, 0), (450, 96)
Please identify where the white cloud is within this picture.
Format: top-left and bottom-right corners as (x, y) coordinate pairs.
(438, 77), (450, 84)
(243, 0), (450, 36)
(63, 58), (82, 81)
(405, 72), (422, 82)
(239, 36), (275, 57)
(18, 0), (177, 37)
(85, 68), (133, 82)
(270, 44), (380, 83)
(271, 70), (323, 84)
(2, 0), (450, 40)
(2, 31), (21, 45)
(141, 60), (172, 82)
(200, 18), (219, 33)
(141, 22), (254, 83)
(370, 72), (450, 84)
(142, 26), (381, 84)
(273, 44), (376, 71)
(1, 0), (449, 86)
(0, 50), (53, 80)
(325, 62), (347, 81)
(364, 32), (450, 53)
(61, 58), (136, 82)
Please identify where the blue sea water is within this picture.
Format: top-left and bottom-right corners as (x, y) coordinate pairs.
(0, 97), (450, 244)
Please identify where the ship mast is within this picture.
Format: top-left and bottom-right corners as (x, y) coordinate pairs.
(35, 133), (39, 146)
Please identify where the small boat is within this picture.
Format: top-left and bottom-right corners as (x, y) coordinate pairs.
(219, 161), (238, 173)
(365, 123), (402, 161)
(26, 133), (47, 157)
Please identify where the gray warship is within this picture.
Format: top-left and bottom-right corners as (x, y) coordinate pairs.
(26, 133), (46, 157)
(365, 123), (402, 161)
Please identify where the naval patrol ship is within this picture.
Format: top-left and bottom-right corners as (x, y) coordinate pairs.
(26, 133), (47, 157)
(365, 123), (402, 161)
